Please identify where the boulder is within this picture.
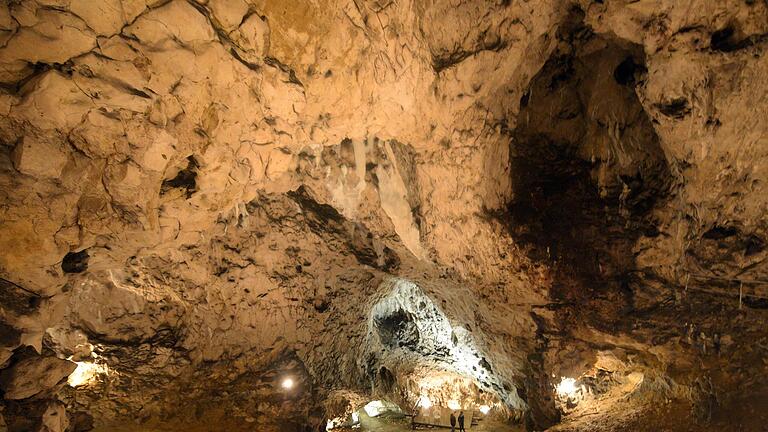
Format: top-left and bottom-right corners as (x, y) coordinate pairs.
(0, 356), (76, 400)
(39, 401), (68, 432)
(12, 136), (69, 180)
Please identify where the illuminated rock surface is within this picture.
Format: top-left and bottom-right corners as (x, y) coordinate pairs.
(0, 0), (767, 431)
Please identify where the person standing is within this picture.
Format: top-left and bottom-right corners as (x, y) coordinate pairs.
(458, 411), (465, 432)
(450, 412), (456, 432)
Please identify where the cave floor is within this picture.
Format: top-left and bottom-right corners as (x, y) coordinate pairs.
(355, 412), (523, 432)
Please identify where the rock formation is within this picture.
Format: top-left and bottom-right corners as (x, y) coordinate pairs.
(0, 0), (767, 431)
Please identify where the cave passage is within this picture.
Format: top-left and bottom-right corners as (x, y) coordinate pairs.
(325, 278), (519, 430)
(507, 19), (671, 327)
(500, 12), (673, 427)
(317, 280), (518, 430)
(3, 2), (768, 432)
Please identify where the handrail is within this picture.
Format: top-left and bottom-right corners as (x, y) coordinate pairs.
(680, 272), (768, 304)
(686, 272), (768, 285)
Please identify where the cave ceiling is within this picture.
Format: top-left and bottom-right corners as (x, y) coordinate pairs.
(0, 0), (767, 431)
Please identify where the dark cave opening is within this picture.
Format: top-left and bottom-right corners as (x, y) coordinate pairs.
(61, 250), (89, 274)
(374, 308), (420, 349)
(378, 367), (396, 393)
(507, 14), (671, 327)
(160, 156), (199, 199)
(503, 10), (673, 429)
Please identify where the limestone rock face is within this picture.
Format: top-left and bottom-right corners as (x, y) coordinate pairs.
(0, 0), (767, 431)
(39, 401), (69, 432)
(11, 136), (69, 179)
(0, 356), (75, 400)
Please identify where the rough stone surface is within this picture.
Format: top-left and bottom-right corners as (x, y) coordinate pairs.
(0, 0), (767, 431)
(39, 401), (69, 432)
(0, 356), (75, 400)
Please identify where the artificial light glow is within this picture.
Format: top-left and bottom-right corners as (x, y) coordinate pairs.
(351, 412), (359, 423)
(363, 400), (402, 417)
(67, 361), (107, 387)
(364, 400), (384, 417)
(281, 378), (294, 389)
(555, 377), (577, 397)
(418, 395), (432, 408)
(479, 405), (491, 415)
(447, 399), (461, 410)
(325, 418), (341, 431)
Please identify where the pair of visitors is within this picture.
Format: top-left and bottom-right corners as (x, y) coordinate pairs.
(450, 411), (465, 432)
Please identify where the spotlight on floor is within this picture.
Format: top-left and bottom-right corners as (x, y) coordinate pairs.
(281, 377), (295, 390)
(555, 377), (577, 397)
(479, 405), (491, 415)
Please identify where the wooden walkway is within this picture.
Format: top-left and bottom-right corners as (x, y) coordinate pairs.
(413, 406), (475, 429)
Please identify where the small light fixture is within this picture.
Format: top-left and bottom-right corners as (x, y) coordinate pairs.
(479, 405), (491, 415)
(281, 377), (295, 390)
(555, 377), (577, 397)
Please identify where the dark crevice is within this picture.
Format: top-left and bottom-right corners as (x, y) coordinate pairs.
(62, 249), (89, 273)
(0, 61), (73, 94)
(0, 322), (21, 347)
(161, 156), (198, 199)
(742, 296), (768, 309)
(229, 48), (261, 72)
(374, 308), (420, 349)
(432, 39), (507, 73)
(702, 225), (739, 240)
(711, 26), (738, 51)
(709, 25), (758, 52)
(78, 324), (183, 348)
(744, 235), (766, 256)
(655, 98), (691, 119)
(378, 367), (396, 393)
(184, 0), (270, 78)
(107, 78), (153, 99)
(613, 56), (647, 86)
(264, 57), (304, 87)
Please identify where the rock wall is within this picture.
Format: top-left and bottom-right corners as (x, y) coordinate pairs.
(0, 0), (767, 431)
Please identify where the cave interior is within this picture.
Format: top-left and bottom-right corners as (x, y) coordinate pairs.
(0, 0), (767, 432)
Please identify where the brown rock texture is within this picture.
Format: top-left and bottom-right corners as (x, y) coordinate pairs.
(0, 0), (767, 431)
